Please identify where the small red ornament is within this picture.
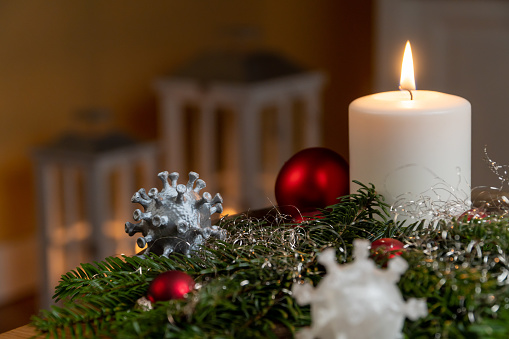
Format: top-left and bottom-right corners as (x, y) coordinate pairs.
(459, 208), (488, 221)
(275, 147), (349, 220)
(370, 238), (405, 265)
(147, 270), (195, 302)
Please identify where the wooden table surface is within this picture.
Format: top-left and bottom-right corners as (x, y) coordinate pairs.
(0, 325), (42, 338)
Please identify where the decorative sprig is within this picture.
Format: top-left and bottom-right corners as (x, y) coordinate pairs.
(31, 182), (509, 338)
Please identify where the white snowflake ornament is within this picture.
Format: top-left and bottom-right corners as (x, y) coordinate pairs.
(125, 171), (225, 257)
(292, 239), (427, 339)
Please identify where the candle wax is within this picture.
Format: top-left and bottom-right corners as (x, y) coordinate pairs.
(349, 90), (471, 217)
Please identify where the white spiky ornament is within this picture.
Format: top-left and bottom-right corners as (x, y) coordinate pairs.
(125, 171), (225, 257)
(292, 239), (427, 339)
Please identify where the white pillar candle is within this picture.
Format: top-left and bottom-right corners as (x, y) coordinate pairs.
(349, 42), (471, 219)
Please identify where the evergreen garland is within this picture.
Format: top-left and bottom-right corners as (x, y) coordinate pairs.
(31, 182), (509, 338)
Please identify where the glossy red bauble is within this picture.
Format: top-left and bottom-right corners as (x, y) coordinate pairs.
(370, 238), (405, 262)
(147, 270), (195, 302)
(275, 147), (349, 219)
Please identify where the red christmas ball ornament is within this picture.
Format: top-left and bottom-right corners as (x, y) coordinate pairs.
(459, 208), (488, 221)
(147, 270), (195, 302)
(370, 238), (405, 265)
(275, 147), (349, 220)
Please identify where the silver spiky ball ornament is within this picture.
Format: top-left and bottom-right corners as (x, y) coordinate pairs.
(125, 171), (225, 257)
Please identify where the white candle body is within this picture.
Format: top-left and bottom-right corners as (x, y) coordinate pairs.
(349, 90), (471, 212)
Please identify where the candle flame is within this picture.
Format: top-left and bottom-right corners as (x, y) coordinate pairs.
(400, 41), (416, 91)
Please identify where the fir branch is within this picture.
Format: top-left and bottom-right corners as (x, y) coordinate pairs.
(31, 182), (509, 338)
(399, 217), (509, 338)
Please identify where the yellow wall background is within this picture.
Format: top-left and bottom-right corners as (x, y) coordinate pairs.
(0, 0), (372, 303)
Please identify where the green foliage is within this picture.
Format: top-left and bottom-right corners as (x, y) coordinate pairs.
(399, 217), (509, 338)
(31, 182), (509, 338)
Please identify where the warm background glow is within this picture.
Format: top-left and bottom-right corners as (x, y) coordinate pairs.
(0, 1), (372, 331)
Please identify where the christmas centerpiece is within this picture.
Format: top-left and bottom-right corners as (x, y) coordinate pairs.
(30, 168), (509, 338)
(30, 42), (509, 338)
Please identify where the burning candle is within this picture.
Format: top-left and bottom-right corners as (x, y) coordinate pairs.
(349, 41), (471, 219)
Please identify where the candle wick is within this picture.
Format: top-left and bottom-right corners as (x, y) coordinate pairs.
(399, 86), (414, 100)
